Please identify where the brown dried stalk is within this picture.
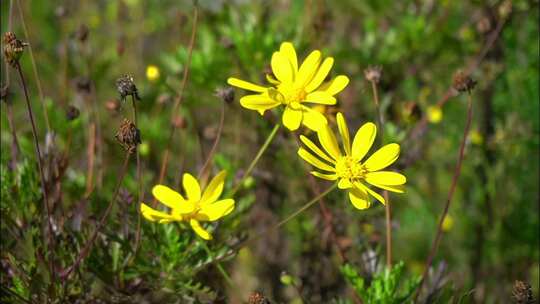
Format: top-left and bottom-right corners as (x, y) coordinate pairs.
(60, 153), (131, 280)
(156, 5), (199, 191)
(414, 92), (474, 300)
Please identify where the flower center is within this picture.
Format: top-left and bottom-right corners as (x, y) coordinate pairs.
(335, 156), (366, 180)
(277, 84), (306, 105)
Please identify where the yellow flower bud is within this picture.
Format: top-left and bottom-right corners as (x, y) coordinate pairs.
(146, 65), (160, 82)
(427, 106), (443, 124)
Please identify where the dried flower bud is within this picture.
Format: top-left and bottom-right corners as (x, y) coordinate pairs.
(65, 105), (80, 121)
(172, 115), (187, 129)
(74, 76), (92, 94)
(105, 99), (121, 114)
(115, 119), (141, 154)
(364, 65), (382, 83)
(452, 70), (477, 93)
(215, 87), (235, 104)
(512, 281), (534, 304)
(116, 75), (140, 101)
(248, 292), (270, 304)
(75, 24), (89, 42)
(3, 32), (28, 68)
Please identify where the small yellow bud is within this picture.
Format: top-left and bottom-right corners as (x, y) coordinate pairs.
(442, 215), (454, 232)
(427, 106), (443, 124)
(146, 65), (160, 82)
(469, 129), (483, 145)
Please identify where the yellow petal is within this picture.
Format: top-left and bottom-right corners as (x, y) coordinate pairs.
(356, 182), (385, 205)
(266, 74), (280, 85)
(365, 171), (407, 186)
(352, 122), (377, 161)
(367, 183), (405, 193)
(240, 94), (280, 115)
(296, 50), (321, 87)
(321, 75), (349, 95)
(305, 57), (334, 92)
(300, 135), (335, 163)
(282, 107), (303, 131)
(298, 148), (335, 172)
(280, 42), (298, 73)
(310, 171), (338, 180)
(304, 91), (336, 105)
(151, 185), (183, 208)
(363, 143), (400, 172)
(140, 203), (179, 222)
(348, 187), (371, 210)
(201, 171), (227, 205)
(336, 113), (351, 155)
(183, 173), (201, 201)
(197, 199), (235, 221)
(271, 51), (293, 83)
(317, 125), (341, 159)
(227, 77), (267, 92)
(338, 178), (353, 189)
(190, 219), (212, 240)
(301, 106), (328, 131)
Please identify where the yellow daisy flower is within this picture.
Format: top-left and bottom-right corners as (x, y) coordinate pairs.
(297, 113), (406, 209)
(140, 171), (234, 240)
(227, 42), (349, 131)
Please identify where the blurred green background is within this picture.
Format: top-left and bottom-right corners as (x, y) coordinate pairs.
(1, 0), (538, 303)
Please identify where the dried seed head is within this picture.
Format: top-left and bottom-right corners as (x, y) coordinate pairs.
(215, 87), (235, 104)
(75, 24), (89, 42)
(248, 292), (270, 304)
(172, 115), (187, 129)
(74, 76), (92, 94)
(3, 32), (28, 68)
(452, 70), (477, 93)
(512, 281), (534, 304)
(115, 118), (141, 154)
(116, 75), (140, 101)
(65, 105), (80, 121)
(364, 66), (382, 83)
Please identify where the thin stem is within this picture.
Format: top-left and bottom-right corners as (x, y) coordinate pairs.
(61, 153), (131, 280)
(5, 103), (20, 166)
(15, 62), (55, 283)
(198, 101), (225, 184)
(414, 92), (474, 300)
(230, 123), (281, 196)
(131, 95), (143, 257)
(16, 0), (51, 131)
(200, 241), (235, 288)
(369, 79), (392, 267)
(156, 5), (198, 187)
(194, 183), (337, 272)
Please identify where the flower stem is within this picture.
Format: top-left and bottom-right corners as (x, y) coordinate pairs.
(131, 95), (143, 258)
(414, 92), (474, 300)
(200, 241), (235, 288)
(369, 79), (392, 267)
(15, 62), (55, 283)
(230, 123), (281, 196)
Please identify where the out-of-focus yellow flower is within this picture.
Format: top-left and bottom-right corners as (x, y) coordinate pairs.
(140, 171), (234, 240)
(427, 106), (442, 124)
(298, 113), (406, 210)
(146, 65), (160, 82)
(469, 129), (483, 145)
(228, 42), (349, 132)
(442, 215), (454, 232)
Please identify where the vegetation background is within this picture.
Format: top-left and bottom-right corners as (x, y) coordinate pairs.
(1, 0), (538, 303)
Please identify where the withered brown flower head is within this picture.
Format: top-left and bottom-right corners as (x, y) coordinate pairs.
(3, 32), (28, 68)
(248, 292), (271, 304)
(512, 281), (535, 304)
(116, 75), (140, 101)
(452, 70), (477, 93)
(215, 87), (235, 104)
(65, 105), (80, 121)
(115, 118), (141, 154)
(364, 65), (382, 83)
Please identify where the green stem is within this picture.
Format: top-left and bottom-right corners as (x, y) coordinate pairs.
(200, 241), (235, 288)
(230, 123), (281, 196)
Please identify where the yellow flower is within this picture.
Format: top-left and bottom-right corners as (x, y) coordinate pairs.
(140, 171), (234, 240)
(146, 65), (160, 82)
(427, 106), (442, 124)
(227, 42), (349, 131)
(298, 113), (406, 209)
(469, 129), (483, 145)
(442, 215), (454, 232)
